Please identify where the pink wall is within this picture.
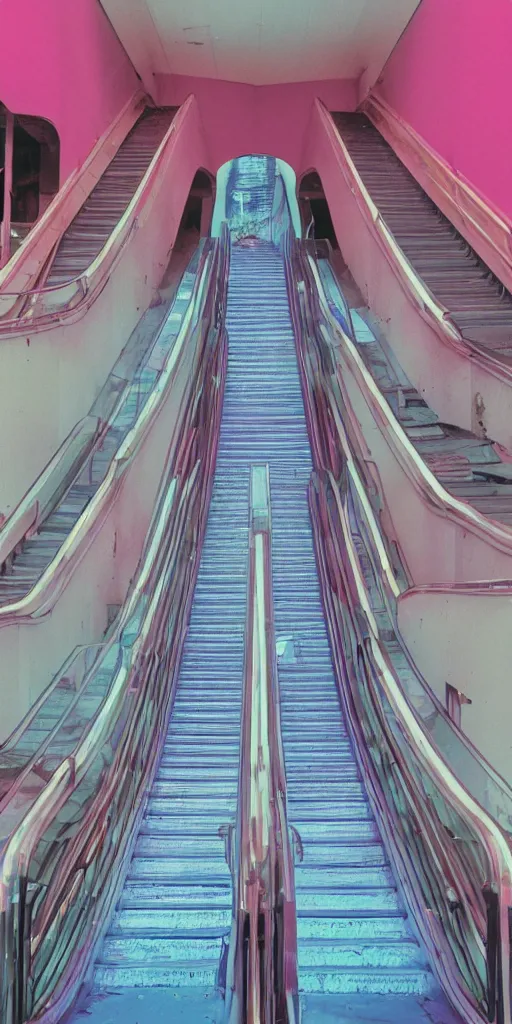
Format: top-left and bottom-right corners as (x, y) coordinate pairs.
(377, 0), (512, 220)
(0, 0), (139, 182)
(156, 74), (357, 173)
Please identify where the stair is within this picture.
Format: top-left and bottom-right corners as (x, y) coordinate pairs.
(74, 240), (432, 1013)
(47, 108), (177, 285)
(91, 283), (252, 996)
(220, 244), (429, 998)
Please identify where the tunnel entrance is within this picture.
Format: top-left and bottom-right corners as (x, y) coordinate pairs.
(0, 105), (60, 265)
(298, 171), (338, 248)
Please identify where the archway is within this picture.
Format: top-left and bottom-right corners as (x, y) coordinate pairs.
(211, 155), (301, 240)
(1, 104), (60, 265)
(159, 167), (215, 298)
(298, 170), (338, 248)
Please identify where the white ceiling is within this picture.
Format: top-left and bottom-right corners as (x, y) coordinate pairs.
(100, 0), (421, 91)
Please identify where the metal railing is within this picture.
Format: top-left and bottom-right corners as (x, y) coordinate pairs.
(0, 240), (207, 598)
(0, 223), (231, 1024)
(224, 464), (299, 1024)
(284, 229), (512, 1024)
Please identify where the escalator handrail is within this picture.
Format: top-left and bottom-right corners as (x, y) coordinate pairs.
(291, 230), (512, 822)
(0, 234), (221, 807)
(0, 241), (208, 599)
(225, 464), (299, 1024)
(0, 240), (215, 625)
(307, 244), (512, 811)
(283, 228), (512, 1024)
(0, 98), (188, 329)
(0, 224), (231, 1024)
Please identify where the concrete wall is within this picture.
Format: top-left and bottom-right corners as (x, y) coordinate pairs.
(377, 0), (512, 221)
(398, 587), (512, 784)
(155, 74), (357, 173)
(0, 0), (139, 182)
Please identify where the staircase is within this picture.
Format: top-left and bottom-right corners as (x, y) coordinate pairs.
(91, 291), (251, 999)
(226, 242), (431, 997)
(47, 108), (176, 285)
(72, 240), (432, 1019)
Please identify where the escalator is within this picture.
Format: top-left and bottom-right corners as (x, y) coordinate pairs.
(0, 248), (197, 605)
(74, 239), (438, 1022)
(331, 113), (512, 356)
(316, 255), (512, 527)
(4, 160), (505, 1024)
(45, 108), (176, 286)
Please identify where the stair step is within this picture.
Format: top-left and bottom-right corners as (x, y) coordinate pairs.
(297, 912), (409, 940)
(94, 963), (219, 990)
(295, 865), (394, 890)
(112, 907), (231, 935)
(297, 966), (433, 995)
(120, 882), (232, 909)
(100, 935), (225, 965)
(297, 937), (424, 970)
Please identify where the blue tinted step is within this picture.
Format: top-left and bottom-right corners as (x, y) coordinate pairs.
(120, 881), (232, 909)
(297, 966), (433, 995)
(93, 963), (219, 990)
(298, 937), (424, 970)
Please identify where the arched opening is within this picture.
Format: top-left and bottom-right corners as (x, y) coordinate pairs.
(158, 167), (215, 300)
(211, 155), (301, 240)
(298, 170), (338, 248)
(179, 168), (215, 238)
(1, 104), (60, 264)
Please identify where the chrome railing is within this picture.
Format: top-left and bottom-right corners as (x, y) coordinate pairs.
(0, 241), (207, 590)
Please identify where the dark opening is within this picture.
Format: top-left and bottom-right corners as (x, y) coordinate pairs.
(0, 121), (4, 222)
(179, 169), (214, 236)
(1, 105), (60, 257)
(298, 171), (338, 247)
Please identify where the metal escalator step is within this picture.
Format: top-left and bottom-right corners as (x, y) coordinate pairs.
(94, 963), (220, 990)
(112, 907), (230, 934)
(297, 937), (424, 970)
(297, 965), (433, 995)
(119, 882), (232, 909)
(297, 912), (408, 940)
